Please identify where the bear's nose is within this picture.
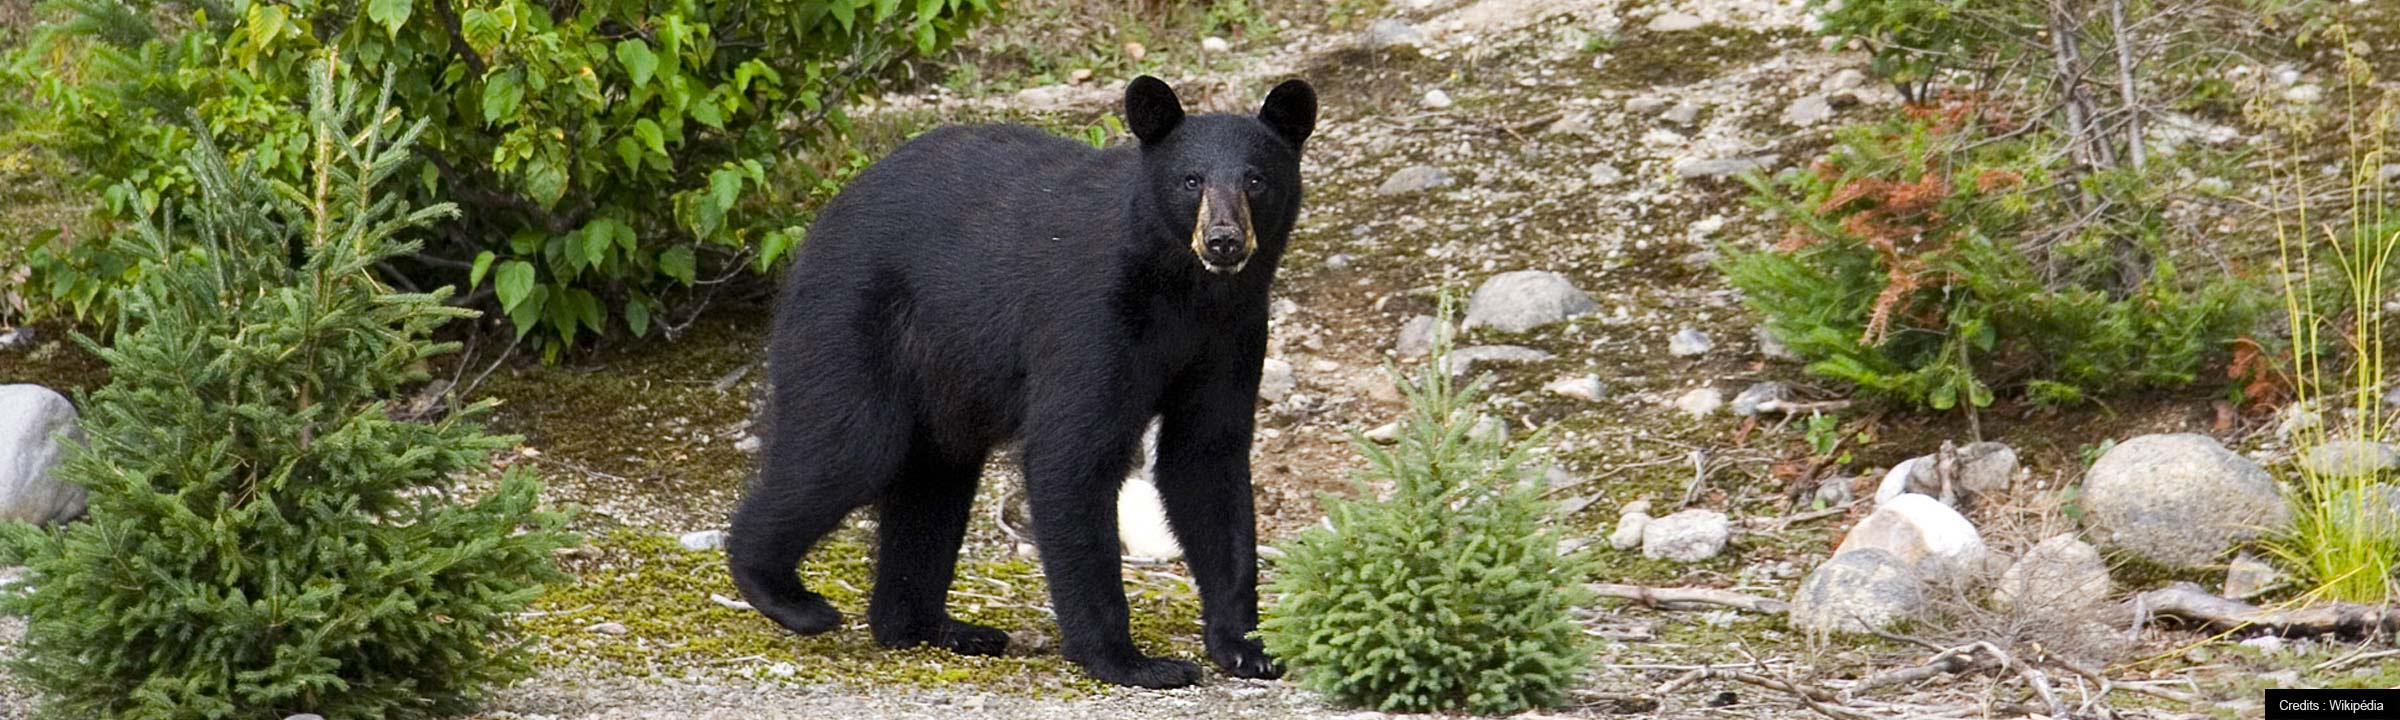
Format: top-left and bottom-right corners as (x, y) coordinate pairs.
(1204, 226), (1243, 256)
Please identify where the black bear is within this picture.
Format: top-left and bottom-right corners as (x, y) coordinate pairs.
(728, 75), (1317, 689)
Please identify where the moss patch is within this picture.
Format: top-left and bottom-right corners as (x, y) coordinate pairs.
(522, 528), (1209, 694)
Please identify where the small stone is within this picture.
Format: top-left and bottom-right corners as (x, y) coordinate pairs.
(1668, 328), (1713, 357)
(1955, 441), (2018, 499)
(1259, 358), (1296, 403)
(1815, 477), (1854, 507)
(1874, 457), (1933, 506)
(1309, 360), (1338, 373)
(1675, 387), (1724, 418)
(1673, 155), (1773, 180)
(1647, 10), (1706, 32)
(1790, 549), (1928, 635)
(1361, 18), (1425, 50)
(0, 327), (28, 350)
(1545, 112), (1595, 137)
(1730, 381), (1791, 416)
(1993, 533), (2111, 612)
(1834, 494), (1987, 582)
(678, 529), (728, 551)
(2284, 84), (2322, 104)
(1069, 68), (1094, 83)
(1421, 88), (1453, 109)
(1395, 315), (1438, 357)
(1377, 165), (1453, 195)
(1660, 103), (1702, 128)
(1364, 422), (1401, 443)
(1544, 374), (1608, 402)
(1641, 508), (1731, 562)
(1756, 325), (1799, 360)
(587, 621), (628, 635)
(1449, 345), (1554, 379)
(1586, 163), (1625, 185)
(2224, 552), (2285, 600)
(1824, 68), (1868, 92)
(2296, 440), (2400, 478)
(1469, 414), (1508, 445)
(1610, 511), (1652, 550)
(1201, 36), (1231, 53)
(733, 434), (761, 453)
(1781, 94), (1834, 127)
(1124, 42), (1147, 60)
(2241, 635), (2287, 655)
(1462, 270), (1597, 333)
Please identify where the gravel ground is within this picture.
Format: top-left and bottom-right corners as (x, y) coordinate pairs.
(473, 672), (1337, 720)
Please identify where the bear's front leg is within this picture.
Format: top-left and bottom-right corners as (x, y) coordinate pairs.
(1155, 365), (1282, 680)
(1023, 408), (1204, 689)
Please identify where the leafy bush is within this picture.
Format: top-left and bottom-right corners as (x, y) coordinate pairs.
(1258, 300), (1594, 715)
(1724, 101), (2257, 410)
(6, 0), (989, 357)
(0, 60), (572, 719)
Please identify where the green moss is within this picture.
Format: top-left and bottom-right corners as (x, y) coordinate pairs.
(521, 528), (1207, 694)
(1588, 26), (1807, 89)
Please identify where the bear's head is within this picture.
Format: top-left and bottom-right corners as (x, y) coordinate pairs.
(1124, 75), (1316, 276)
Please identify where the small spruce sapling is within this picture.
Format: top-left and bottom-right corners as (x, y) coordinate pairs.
(0, 57), (572, 719)
(1257, 298), (1595, 715)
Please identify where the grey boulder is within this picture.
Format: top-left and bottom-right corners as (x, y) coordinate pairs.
(1790, 548), (1927, 635)
(1462, 271), (1596, 333)
(2081, 434), (2288, 568)
(0, 385), (86, 525)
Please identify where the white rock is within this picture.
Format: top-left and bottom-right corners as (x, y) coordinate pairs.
(1647, 11), (1706, 32)
(586, 621), (628, 635)
(1756, 325), (1799, 360)
(1543, 375), (1608, 402)
(1201, 36), (1231, 53)
(1641, 508), (1731, 562)
(1395, 315), (1438, 357)
(2285, 84), (2322, 104)
(678, 529), (728, 551)
(1675, 387), (1724, 418)
(1364, 422), (1401, 444)
(1873, 457), (1931, 506)
(2296, 440), (2399, 478)
(1610, 511), (1652, 550)
(1469, 414), (1508, 445)
(1993, 533), (2111, 612)
(2082, 433), (2289, 568)
(0, 385), (86, 525)
(1824, 68), (1869, 92)
(1119, 421), (1182, 560)
(1673, 155), (1774, 180)
(1462, 270), (1596, 333)
(1361, 18), (1425, 50)
(733, 434), (761, 453)
(2224, 552), (2284, 600)
(1586, 163), (1625, 185)
(1668, 328), (1713, 357)
(1661, 102), (1701, 127)
(1782, 94), (1834, 127)
(1377, 165), (1453, 195)
(1731, 381), (1790, 416)
(1448, 345), (1553, 379)
(1258, 358), (1297, 403)
(1421, 88), (1454, 109)
(1835, 494), (1987, 581)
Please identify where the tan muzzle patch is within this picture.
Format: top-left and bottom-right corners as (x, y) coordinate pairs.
(1189, 189), (1256, 275)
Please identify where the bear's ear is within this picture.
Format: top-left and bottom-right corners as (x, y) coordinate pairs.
(1125, 76), (1185, 146)
(1257, 79), (1316, 149)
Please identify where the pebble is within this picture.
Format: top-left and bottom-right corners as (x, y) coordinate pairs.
(1647, 11), (1706, 32)
(1422, 89), (1453, 109)
(1377, 165), (1453, 195)
(1543, 375), (1608, 402)
(1675, 387), (1724, 417)
(1668, 328), (1713, 357)
(1730, 381), (1790, 416)
(1202, 36), (1230, 53)
(587, 621), (628, 635)
(1641, 508), (1730, 562)
(1782, 94), (1834, 126)
(678, 529), (728, 551)
(1259, 358), (1297, 403)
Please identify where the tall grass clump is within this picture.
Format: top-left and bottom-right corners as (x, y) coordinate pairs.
(2265, 39), (2400, 605)
(1257, 298), (1594, 715)
(0, 56), (573, 719)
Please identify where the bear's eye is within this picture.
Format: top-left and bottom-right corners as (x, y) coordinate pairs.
(1245, 175), (1264, 192)
(1182, 175), (1202, 192)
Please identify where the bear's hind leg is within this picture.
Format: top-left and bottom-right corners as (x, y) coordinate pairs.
(728, 409), (907, 636)
(868, 446), (1010, 656)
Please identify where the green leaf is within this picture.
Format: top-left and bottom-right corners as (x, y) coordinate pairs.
(633, 118), (665, 155)
(616, 39), (658, 88)
(582, 221), (615, 267)
(469, 251), (496, 288)
(614, 136), (643, 172)
(624, 297), (651, 336)
(460, 8), (503, 56)
(507, 285), (548, 338)
(495, 260), (536, 312)
(658, 246), (696, 285)
(525, 154), (567, 207)
(367, 0), (411, 36)
(708, 167), (742, 211)
(689, 95), (724, 129)
(482, 72), (523, 124)
(875, 0), (902, 22)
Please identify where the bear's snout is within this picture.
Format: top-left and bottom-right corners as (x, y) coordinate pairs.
(1201, 225), (1248, 271)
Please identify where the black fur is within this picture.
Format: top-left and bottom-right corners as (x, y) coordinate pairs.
(728, 76), (1317, 689)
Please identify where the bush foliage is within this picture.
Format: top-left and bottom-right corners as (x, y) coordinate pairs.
(5, 0), (989, 357)
(0, 60), (572, 719)
(1259, 303), (1594, 715)
(1724, 104), (2258, 409)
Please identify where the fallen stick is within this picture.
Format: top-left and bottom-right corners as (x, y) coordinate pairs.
(1589, 583), (1791, 614)
(2124, 582), (2400, 637)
